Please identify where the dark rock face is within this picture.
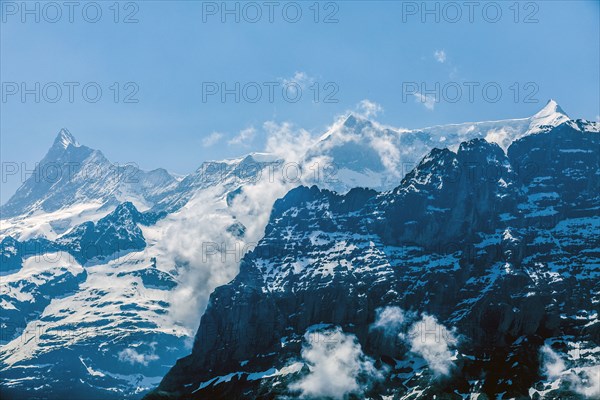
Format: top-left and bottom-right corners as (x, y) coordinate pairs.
(0, 236), (25, 275)
(0, 202), (160, 269)
(149, 122), (599, 399)
(56, 201), (155, 264)
(0, 262), (87, 345)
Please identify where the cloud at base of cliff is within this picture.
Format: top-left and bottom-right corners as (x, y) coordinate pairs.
(370, 306), (459, 377)
(290, 326), (383, 399)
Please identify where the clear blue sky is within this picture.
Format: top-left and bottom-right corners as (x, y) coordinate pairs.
(1, 0), (599, 203)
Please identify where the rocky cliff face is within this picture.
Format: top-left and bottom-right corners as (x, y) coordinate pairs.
(1, 202), (160, 269)
(148, 121), (600, 399)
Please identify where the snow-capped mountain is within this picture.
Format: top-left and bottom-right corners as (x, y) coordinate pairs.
(0, 100), (569, 242)
(148, 120), (600, 399)
(0, 101), (588, 399)
(0, 149), (290, 399)
(0, 129), (179, 240)
(307, 99), (570, 192)
(151, 153), (282, 213)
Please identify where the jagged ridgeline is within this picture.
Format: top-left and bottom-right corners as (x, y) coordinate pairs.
(147, 121), (599, 399)
(1, 102), (597, 400)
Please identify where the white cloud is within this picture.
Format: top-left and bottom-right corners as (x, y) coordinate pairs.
(541, 345), (567, 379)
(118, 347), (159, 366)
(279, 71), (316, 100)
(540, 345), (600, 398)
(290, 326), (382, 399)
(280, 71), (315, 89)
(263, 121), (314, 162)
(202, 132), (224, 147)
(369, 134), (401, 176)
(371, 306), (405, 337)
(408, 314), (458, 376)
(449, 66), (459, 80)
(370, 308), (459, 378)
(228, 126), (256, 146)
(162, 119), (321, 332)
(162, 159), (301, 332)
(414, 92), (436, 110)
(356, 99), (383, 119)
(434, 50), (446, 63)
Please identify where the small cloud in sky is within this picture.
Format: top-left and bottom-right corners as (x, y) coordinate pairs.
(280, 71), (315, 89)
(414, 92), (436, 110)
(263, 120), (313, 162)
(356, 99), (383, 118)
(449, 66), (459, 80)
(228, 126), (256, 146)
(279, 71), (316, 100)
(434, 50), (446, 63)
(202, 132), (224, 147)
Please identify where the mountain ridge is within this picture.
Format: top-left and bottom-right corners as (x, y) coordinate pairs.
(1, 100), (572, 226)
(1, 104), (597, 400)
(147, 120), (599, 399)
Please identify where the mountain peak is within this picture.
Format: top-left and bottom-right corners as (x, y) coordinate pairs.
(343, 114), (359, 128)
(342, 113), (371, 129)
(534, 99), (569, 119)
(53, 128), (80, 150)
(527, 99), (570, 134)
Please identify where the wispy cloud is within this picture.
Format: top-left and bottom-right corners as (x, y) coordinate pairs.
(408, 314), (458, 376)
(280, 71), (315, 89)
(263, 120), (313, 161)
(540, 345), (600, 398)
(118, 346), (159, 366)
(370, 307), (459, 377)
(278, 71), (316, 99)
(202, 132), (224, 147)
(414, 92), (436, 110)
(228, 126), (257, 146)
(434, 49), (447, 63)
(356, 99), (383, 118)
(370, 306), (405, 337)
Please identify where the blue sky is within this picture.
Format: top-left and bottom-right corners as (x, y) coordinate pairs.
(1, 0), (599, 203)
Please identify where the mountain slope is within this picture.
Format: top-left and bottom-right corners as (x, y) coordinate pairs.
(0, 102), (585, 399)
(0, 101), (570, 241)
(308, 99), (570, 192)
(0, 129), (178, 239)
(148, 121), (599, 399)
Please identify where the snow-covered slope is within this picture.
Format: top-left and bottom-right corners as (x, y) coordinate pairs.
(0, 101), (570, 242)
(0, 154), (292, 399)
(0, 101), (584, 399)
(0, 129), (179, 240)
(306, 99), (570, 192)
(150, 120), (600, 399)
